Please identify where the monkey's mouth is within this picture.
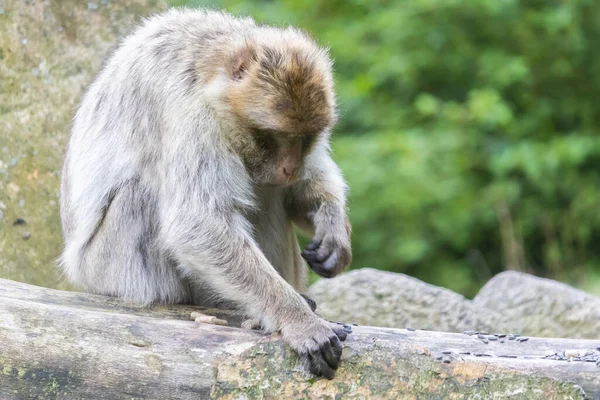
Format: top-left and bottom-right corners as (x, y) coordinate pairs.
(266, 181), (295, 188)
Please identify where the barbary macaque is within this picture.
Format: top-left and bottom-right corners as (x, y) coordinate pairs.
(59, 9), (352, 379)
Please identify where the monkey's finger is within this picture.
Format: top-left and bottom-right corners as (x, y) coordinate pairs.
(328, 321), (353, 336)
(241, 318), (263, 331)
(327, 334), (343, 369)
(330, 335), (343, 360)
(306, 247), (342, 278)
(308, 346), (335, 379)
(301, 249), (318, 262)
(321, 249), (341, 272)
(308, 261), (336, 278)
(316, 338), (339, 370)
(331, 325), (349, 341)
(301, 249), (328, 263)
(306, 239), (321, 251)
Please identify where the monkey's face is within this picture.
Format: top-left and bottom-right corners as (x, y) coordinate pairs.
(245, 129), (317, 186)
(218, 35), (336, 185)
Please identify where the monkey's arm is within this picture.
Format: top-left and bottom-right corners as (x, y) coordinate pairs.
(285, 146), (352, 278)
(161, 157), (348, 378)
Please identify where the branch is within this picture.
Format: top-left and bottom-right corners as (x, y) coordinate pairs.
(0, 278), (597, 399)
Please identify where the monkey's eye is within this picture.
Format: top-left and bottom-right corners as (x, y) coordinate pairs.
(252, 129), (278, 153)
(301, 134), (317, 153)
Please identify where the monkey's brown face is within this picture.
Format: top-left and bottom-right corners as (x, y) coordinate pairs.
(248, 129), (317, 186)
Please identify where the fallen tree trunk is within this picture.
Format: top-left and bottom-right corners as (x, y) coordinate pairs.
(0, 278), (598, 399)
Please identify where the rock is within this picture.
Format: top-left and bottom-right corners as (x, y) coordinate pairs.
(310, 269), (600, 339)
(0, 0), (164, 289)
(473, 271), (600, 339)
(308, 268), (512, 333)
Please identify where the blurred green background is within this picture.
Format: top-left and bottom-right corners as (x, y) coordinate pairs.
(171, 0), (600, 297)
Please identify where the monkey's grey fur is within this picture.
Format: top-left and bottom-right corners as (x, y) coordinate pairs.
(60, 9), (352, 379)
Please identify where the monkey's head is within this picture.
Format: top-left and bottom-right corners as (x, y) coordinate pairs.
(206, 27), (337, 186)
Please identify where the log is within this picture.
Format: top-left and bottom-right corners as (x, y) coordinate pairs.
(1, 278), (599, 399)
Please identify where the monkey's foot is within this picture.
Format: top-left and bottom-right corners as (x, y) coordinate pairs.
(328, 320), (354, 337)
(300, 294), (317, 312)
(327, 319), (354, 327)
(241, 318), (265, 331)
(190, 311), (228, 326)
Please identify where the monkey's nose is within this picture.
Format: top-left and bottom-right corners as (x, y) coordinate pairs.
(283, 167), (294, 180)
(282, 166), (296, 181)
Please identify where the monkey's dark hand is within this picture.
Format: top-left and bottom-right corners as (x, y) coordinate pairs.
(301, 218), (352, 278)
(282, 316), (352, 379)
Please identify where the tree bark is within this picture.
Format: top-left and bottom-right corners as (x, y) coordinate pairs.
(0, 278), (598, 399)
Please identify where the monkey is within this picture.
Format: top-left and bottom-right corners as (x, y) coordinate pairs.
(59, 9), (352, 379)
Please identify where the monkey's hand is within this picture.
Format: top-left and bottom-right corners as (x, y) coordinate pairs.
(301, 214), (352, 278)
(242, 295), (317, 331)
(282, 316), (351, 379)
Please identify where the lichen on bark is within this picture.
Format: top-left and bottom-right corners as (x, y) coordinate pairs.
(211, 336), (586, 399)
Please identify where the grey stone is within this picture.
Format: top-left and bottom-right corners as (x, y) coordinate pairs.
(308, 268), (512, 333)
(473, 271), (600, 339)
(0, 0), (164, 289)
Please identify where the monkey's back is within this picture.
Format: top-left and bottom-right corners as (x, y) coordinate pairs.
(59, 9), (323, 304)
(59, 10), (257, 303)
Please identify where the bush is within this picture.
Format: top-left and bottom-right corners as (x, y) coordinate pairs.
(171, 0), (600, 296)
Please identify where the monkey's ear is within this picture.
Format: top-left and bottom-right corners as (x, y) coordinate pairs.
(230, 45), (257, 81)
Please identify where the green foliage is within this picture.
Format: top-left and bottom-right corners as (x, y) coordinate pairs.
(171, 0), (600, 296)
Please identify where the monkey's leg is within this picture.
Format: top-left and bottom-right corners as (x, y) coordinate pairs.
(190, 311), (228, 326)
